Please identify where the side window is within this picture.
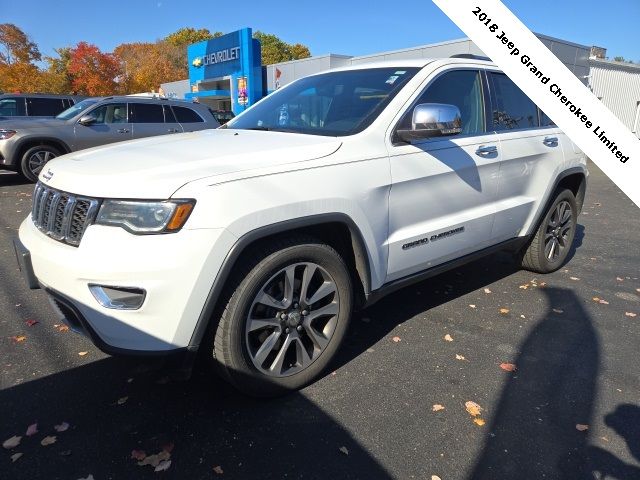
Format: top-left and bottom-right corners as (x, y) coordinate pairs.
(163, 105), (177, 123)
(489, 73), (539, 130)
(130, 103), (165, 123)
(540, 110), (555, 127)
(397, 70), (485, 136)
(28, 98), (65, 116)
(173, 106), (204, 123)
(0, 98), (26, 116)
(87, 103), (127, 124)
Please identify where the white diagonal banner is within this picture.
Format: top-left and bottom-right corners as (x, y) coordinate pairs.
(433, 0), (640, 208)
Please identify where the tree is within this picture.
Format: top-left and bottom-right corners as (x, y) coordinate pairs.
(252, 31), (311, 65)
(613, 56), (634, 64)
(164, 27), (222, 48)
(0, 23), (40, 65)
(67, 42), (120, 95)
(114, 41), (185, 94)
(40, 47), (74, 94)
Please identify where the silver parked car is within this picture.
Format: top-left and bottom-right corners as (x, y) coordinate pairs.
(0, 96), (219, 182)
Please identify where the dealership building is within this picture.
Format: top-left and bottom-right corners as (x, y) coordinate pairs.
(161, 27), (640, 137)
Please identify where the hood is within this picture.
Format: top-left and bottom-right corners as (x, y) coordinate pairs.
(40, 129), (342, 198)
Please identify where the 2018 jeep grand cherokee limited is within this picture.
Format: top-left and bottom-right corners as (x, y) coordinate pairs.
(15, 58), (587, 396)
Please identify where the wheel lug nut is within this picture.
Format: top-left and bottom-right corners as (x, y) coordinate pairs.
(301, 310), (308, 316)
(285, 328), (290, 334)
(293, 302), (299, 309)
(297, 325), (303, 332)
(281, 313), (287, 320)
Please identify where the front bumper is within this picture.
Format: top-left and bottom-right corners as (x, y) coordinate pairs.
(17, 217), (237, 353)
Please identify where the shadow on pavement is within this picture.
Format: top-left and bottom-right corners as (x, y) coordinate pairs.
(0, 172), (30, 187)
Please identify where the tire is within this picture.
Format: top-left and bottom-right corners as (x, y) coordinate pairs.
(212, 235), (353, 397)
(521, 188), (577, 273)
(20, 145), (61, 183)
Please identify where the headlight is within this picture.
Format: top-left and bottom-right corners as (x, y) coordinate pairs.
(0, 129), (16, 140)
(95, 199), (195, 234)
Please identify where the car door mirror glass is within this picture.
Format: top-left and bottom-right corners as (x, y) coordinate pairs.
(397, 103), (462, 142)
(78, 114), (97, 126)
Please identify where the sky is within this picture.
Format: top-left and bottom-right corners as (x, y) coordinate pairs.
(2, 0), (639, 63)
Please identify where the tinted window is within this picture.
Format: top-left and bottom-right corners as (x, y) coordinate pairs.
(173, 106), (204, 123)
(0, 98), (26, 116)
(130, 103), (165, 123)
(87, 103), (127, 124)
(540, 110), (555, 127)
(163, 105), (177, 123)
(28, 98), (65, 116)
(398, 70), (485, 136)
(490, 73), (539, 130)
(226, 67), (420, 136)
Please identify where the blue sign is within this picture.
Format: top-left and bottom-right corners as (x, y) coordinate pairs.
(187, 28), (262, 115)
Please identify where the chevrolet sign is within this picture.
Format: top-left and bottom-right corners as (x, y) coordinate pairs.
(193, 47), (241, 68)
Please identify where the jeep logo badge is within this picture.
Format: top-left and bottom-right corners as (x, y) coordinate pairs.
(42, 169), (54, 181)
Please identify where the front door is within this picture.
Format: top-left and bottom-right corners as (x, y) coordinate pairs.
(73, 102), (132, 151)
(386, 69), (500, 282)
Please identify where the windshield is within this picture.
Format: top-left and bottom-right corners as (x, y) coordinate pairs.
(226, 67), (419, 136)
(55, 99), (99, 120)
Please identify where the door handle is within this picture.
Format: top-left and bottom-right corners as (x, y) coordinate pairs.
(167, 128), (180, 133)
(543, 136), (559, 146)
(117, 128), (130, 134)
(475, 145), (498, 156)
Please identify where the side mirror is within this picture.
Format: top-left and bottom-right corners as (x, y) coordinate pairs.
(78, 114), (97, 126)
(397, 103), (462, 142)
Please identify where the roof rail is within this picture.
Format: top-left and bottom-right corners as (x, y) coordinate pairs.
(450, 54), (492, 62)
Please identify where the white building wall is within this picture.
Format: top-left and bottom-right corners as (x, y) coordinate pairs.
(589, 58), (640, 136)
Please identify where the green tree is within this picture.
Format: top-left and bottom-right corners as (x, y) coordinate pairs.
(40, 47), (74, 94)
(253, 31), (311, 65)
(164, 27), (222, 48)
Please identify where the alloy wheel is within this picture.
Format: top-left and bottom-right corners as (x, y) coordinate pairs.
(544, 200), (573, 261)
(28, 150), (56, 177)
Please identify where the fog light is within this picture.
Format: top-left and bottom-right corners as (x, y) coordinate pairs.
(89, 284), (146, 310)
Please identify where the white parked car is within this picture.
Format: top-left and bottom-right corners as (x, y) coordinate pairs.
(15, 57), (587, 396)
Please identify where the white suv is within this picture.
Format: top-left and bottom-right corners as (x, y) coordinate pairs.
(15, 58), (587, 395)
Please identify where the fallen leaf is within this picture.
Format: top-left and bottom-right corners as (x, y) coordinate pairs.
(54, 422), (70, 433)
(213, 465), (224, 475)
(599, 300), (609, 305)
(432, 476), (442, 480)
(465, 401), (483, 417)
(155, 460), (172, 472)
(592, 297), (601, 303)
(57, 325), (69, 332)
(570, 277), (580, 281)
(520, 315), (526, 319)
(78, 351), (88, 356)
(469, 304), (476, 309)
(552, 309), (564, 314)
(444, 334), (453, 342)
(499, 308), (510, 314)
(117, 396), (128, 405)
(519, 284), (529, 289)
(10, 452), (23, 462)
(26, 423), (38, 436)
(11, 336), (26, 343)
(392, 336), (401, 343)
(576, 424), (589, 431)
(3, 435), (21, 449)
(339, 446), (349, 455)
(473, 418), (486, 426)
(40, 436), (57, 446)
(131, 450), (146, 461)
(484, 288), (492, 294)
(455, 354), (466, 361)
(539, 282), (547, 287)
(432, 404), (445, 412)
(138, 450), (170, 467)
(25, 320), (38, 327)
(500, 363), (517, 372)
(616, 277), (624, 282)
(625, 312), (637, 318)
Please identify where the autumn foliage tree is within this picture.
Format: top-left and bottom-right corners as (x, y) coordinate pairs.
(0, 23), (42, 93)
(67, 42), (120, 95)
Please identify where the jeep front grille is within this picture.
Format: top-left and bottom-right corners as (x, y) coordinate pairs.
(31, 183), (100, 246)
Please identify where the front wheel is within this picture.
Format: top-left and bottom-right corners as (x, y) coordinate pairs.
(521, 188), (578, 273)
(20, 145), (60, 182)
(212, 237), (353, 396)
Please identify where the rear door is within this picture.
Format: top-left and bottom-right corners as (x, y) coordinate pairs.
(129, 102), (181, 139)
(386, 68), (501, 282)
(73, 102), (132, 151)
(487, 72), (566, 242)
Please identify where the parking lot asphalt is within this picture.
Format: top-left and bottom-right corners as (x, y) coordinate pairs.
(1, 161), (639, 480)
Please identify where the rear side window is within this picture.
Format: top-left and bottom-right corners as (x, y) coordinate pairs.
(28, 98), (65, 116)
(173, 106), (204, 123)
(130, 103), (165, 123)
(0, 98), (26, 116)
(489, 73), (539, 130)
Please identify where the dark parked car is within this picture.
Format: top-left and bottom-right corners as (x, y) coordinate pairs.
(0, 94), (85, 120)
(0, 96), (219, 181)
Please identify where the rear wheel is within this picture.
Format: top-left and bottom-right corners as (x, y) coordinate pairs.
(212, 236), (353, 396)
(521, 188), (577, 273)
(20, 145), (60, 182)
